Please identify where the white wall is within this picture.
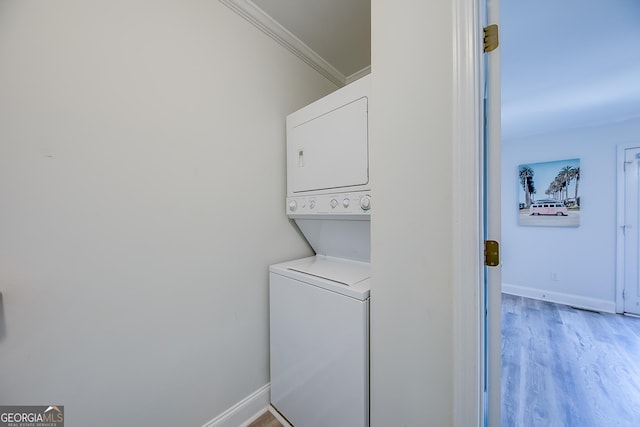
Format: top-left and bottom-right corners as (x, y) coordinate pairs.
(502, 119), (640, 311)
(0, 1), (336, 425)
(370, 0), (454, 425)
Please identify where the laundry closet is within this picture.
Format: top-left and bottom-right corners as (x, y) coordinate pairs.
(269, 75), (371, 427)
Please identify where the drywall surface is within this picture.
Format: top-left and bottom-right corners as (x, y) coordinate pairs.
(502, 119), (640, 310)
(370, 0), (454, 425)
(0, 1), (335, 425)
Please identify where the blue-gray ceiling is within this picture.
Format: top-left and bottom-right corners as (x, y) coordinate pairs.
(501, 0), (640, 140)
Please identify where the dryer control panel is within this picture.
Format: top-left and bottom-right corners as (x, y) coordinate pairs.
(287, 192), (371, 216)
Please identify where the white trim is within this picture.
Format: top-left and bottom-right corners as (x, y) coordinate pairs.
(616, 143), (626, 313)
(452, 0), (483, 426)
(616, 143), (640, 314)
(484, 0), (503, 423)
(219, 0), (347, 87)
(502, 283), (616, 314)
(202, 383), (271, 427)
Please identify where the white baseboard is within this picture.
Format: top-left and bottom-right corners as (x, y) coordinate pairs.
(202, 383), (271, 427)
(502, 283), (616, 313)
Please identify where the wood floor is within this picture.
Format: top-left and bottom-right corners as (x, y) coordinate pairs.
(248, 410), (283, 427)
(252, 295), (640, 426)
(502, 294), (640, 427)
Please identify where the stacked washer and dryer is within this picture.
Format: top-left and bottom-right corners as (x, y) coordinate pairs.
(269, 75), (371, 427)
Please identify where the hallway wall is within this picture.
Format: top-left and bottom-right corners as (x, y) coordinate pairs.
(502, 118), (640, 311)
(370, 0), (454, 425)
(0, 1), (335, 425)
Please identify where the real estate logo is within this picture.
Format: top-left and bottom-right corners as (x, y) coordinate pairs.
(0, 405), (64, 427)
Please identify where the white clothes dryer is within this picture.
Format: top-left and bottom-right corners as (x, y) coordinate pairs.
(270, 75), (372, 426)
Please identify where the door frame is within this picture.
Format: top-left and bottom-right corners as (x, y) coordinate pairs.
(616, 143), (640, 314)
(452, 0), (500, 425)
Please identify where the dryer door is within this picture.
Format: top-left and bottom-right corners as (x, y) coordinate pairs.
(288, 97), (368, 194)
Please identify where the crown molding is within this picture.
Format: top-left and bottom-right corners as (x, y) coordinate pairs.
(346, 66), (371, 84)
(220, 0), (347, 87)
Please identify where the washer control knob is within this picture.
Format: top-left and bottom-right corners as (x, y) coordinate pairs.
(343, 198), (350, 208)
(359, 195), (371, 210)
(288, 200), (297, 212)
(330, 198), (338, 209)
(309, 200), (316, 209)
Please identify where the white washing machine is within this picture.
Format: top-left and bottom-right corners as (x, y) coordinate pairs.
(270, 75), (371, 426)
(269, 256), (370, 427)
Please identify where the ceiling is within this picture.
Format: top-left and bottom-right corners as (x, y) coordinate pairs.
(219, 0), (370, 85)
(501, 0), (640, 140)
(252, 0), (370, 79)
(224, 0), (640, 140)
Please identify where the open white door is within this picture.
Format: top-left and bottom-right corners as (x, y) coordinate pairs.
(452, 0), (500, 424)
(484, 0), (502, 425)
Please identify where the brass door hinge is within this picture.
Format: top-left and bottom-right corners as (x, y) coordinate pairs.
(484, 240), (500, 266)
(484, 24), (499, 53)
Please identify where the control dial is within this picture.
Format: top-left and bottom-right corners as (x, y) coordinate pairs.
(330, 198), (338, 209)
(288, 200), (297, 212)
(359, 195), (371, 211)
(343, 198), (350, 208)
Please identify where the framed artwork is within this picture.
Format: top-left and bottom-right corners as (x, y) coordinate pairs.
(518, 158), (580, 227)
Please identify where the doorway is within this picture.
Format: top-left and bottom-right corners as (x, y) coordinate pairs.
(617, 144), (640, 316)
(499, 0), (640, 424)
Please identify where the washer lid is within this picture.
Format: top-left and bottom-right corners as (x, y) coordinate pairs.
(285, 255), (370, 286)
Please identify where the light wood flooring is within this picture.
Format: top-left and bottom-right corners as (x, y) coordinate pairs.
(248, 410), (283, 427)
(252, 295), (640, 426)
(502, 294), (640, 426)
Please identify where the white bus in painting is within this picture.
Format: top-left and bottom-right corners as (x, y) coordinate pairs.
(529, 201), (568, 216)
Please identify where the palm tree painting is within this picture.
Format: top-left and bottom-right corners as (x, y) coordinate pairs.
(518, 158), (580, 227)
